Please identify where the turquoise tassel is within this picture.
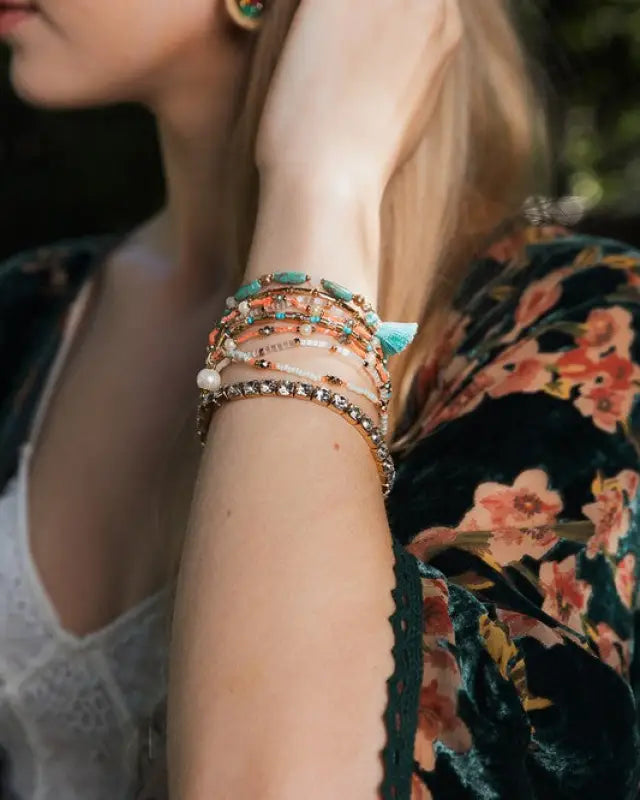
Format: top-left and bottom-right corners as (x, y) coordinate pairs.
(375, 321), (419, 357)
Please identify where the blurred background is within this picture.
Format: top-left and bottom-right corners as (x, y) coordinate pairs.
(0, 0), (639, 261)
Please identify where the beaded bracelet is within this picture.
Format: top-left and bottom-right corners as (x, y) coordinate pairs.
(210, 326), (390, 384)
(201, 350), (386, 428)
(226, 272), (418, 358)
(210, 309), (377, 358)
(227, 336), (390, 391)
(227, 274), (377, 317)
(197, 379), (396, 497)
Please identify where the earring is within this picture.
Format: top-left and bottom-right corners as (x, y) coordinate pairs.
(224, 0), (265, 31)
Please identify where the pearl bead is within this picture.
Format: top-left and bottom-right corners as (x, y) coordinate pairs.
(238, 300), (250, 316)
(223, 338), (237, 353)
(197, 368), (221, 391)
(226, 296), (237, 309)
(300, 324), (313, 336)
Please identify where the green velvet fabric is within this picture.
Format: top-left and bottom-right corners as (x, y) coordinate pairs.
(386, 226), (640, 798)
(1, 226), (639, 799)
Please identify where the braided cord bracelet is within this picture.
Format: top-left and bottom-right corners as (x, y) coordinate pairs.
(197, 379), (396, 497)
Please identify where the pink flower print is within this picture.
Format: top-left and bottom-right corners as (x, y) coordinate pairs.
(483, 340), (553, 399)
(501, 266), (572, 342)
(490, 525), (559, 564)
(593, 622), (630, 677)
(574, 383), (634, 433)
(461, 469), (563, 531)
(496, 609), (563, 648)
(419, 578), (454, 644)
(416, 679), (471, 756)
(617, 470), (640, 498)
(515, 271), (568, 328)
(589, 353), (635, 390)
(614, 553), (637, 609)
(406, 527), (458, 561)
(422, 594), (454, 638)
(577, 307), (635, 357)
(556, 347), (598, 384)
(539, 555), (592, 634)
(583, 487), (633, 560)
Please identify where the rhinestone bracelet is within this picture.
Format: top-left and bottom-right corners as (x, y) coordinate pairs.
(199, 352), (388, 435)
(197, 379), (396, 497)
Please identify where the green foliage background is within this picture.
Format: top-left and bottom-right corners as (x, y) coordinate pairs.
(0, 1), (638, 259)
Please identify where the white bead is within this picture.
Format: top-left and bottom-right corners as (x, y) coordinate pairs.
(224, 338), (237, 353)
(239, 300), (250, 316)
(226, 296), (237, 309)
(197, 368), (221, 391)
(300, 324), (312, 336)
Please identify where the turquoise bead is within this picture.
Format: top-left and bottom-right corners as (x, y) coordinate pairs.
(310, 315), (321, 323)
(321, 279), (354, 303)
(235, 279), (262, 302)
(365, 311), (380, 330)
(273, 271), (309, 285)
(275, 312), (286, 320)
(343, 325), (353, 335)
(246, 316), (254, 324)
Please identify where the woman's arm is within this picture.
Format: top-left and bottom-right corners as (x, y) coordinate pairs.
(168, 2), (462, 797)
(168, 174), (398, 800)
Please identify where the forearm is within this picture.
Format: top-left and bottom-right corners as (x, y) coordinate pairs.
(167, 179), (397, 799)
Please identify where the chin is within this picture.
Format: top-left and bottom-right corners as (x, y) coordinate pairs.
(9, 54), (135, 110)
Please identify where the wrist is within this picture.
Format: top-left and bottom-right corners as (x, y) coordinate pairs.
(247, 169), (382, 299)
(259, 161), (384, 210)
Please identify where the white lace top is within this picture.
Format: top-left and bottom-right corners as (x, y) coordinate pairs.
(0, 279), (172, 799)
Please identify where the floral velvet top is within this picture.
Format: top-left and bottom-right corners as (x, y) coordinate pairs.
(1, 224), (640, 800)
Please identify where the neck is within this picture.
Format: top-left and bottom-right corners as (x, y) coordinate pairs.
(133, 40), (250, 301)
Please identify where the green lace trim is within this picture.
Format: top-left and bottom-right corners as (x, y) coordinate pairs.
(380, 536), (423, 799)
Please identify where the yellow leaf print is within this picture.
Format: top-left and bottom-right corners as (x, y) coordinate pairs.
(479, 614), (519, 681)
(573, 246), (603, 269)
(601, 254), (640, 270)
(543, 377), (573, 401)
(479, 613), (553, 713)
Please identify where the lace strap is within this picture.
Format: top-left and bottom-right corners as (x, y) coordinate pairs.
(380, 535), (423, 799)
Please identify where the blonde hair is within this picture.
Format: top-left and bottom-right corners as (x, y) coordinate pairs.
(224, 0), (549, 452)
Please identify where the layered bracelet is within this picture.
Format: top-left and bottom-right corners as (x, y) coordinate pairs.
(196, 271), (419, 498)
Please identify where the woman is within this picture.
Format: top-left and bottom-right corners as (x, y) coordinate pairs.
(0, 0), (638, 798)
